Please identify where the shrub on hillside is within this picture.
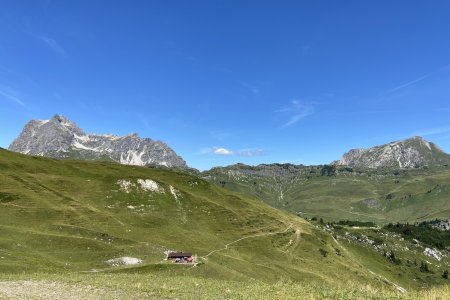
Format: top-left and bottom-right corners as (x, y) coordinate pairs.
(386, 251), (401, 265)
(420, 261), (430, 273)
(334, 220), (376, 227)
(383, 223), (450, 250)
(319, 248), (328, 257)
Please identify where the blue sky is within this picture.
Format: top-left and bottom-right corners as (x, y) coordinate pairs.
(1, 1), (450, 170)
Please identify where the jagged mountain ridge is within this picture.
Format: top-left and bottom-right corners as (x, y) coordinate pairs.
(335, 136), (450, 168)
(8, 114), (187, 168)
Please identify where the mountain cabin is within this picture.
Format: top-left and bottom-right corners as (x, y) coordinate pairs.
(167, 252), (194, 263)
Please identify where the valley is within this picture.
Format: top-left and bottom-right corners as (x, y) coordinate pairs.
(1, 148), (449, 298)
(204, 163), (450, 224)
(2, 120), (450, 298)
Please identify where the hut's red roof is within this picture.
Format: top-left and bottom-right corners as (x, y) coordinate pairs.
(168, 252), (192, 258)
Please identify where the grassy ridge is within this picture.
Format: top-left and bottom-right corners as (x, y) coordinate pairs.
(0, 149), (380, 286)
(1, 149), (449, 297)
(204, 164), (450, 224)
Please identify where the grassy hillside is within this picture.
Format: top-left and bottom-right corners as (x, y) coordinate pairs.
(1, 149), (449, 298)
(0, 272), (449, 299)
(0, 149), (372, 281)
(204, 164), (450, 224)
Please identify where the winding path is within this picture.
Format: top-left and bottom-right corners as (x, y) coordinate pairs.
(202, 223), (293, 259)
(330, 234), (407, 293)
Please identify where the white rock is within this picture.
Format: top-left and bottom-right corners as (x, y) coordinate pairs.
(423, 247), (442, 261)
(117, 180), (134, 193)
(137, 179), (164, 193)
(106, 257), (142, 266)
(170, 185), (181, 200)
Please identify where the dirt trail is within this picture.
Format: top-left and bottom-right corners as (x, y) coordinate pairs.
(0, 280), (148, 300)
(330, 234), (407, 294)
(202, 223), (293, 259)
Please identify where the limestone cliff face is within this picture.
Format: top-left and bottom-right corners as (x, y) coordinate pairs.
(9, 114), (187, 168)
(335, 137), (450, 168)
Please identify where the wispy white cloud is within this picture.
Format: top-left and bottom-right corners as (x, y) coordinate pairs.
(385, 73), (430, 95)
(201, 147), (265, 157)
(276, 100), (314, 127)
(374, 65), (450, 102)
(199, 147), (228, 155)
(34, 35), (68, 58)
(236, 148), (264, 157)
(240, 82), (260, 95)
(413, 126), (450, 137)
(137, 114), (152, 131)
(0, 85), (26, 107)
(213, 147), (234, 155)
(250, 87), (260, 95)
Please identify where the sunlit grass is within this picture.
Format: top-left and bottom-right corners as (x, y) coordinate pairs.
(0, 273), (448, 299)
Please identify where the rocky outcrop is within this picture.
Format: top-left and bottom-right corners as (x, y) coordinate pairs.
(335, 136), (450, 168)
(9, 114), (187, 168)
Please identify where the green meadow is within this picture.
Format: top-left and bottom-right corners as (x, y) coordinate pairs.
(0, 148), (449, 298)
(205, 164), (450, 224)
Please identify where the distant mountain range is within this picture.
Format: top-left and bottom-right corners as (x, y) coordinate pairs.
(9, 114), (187, 168)
(202, 137), (450, 224)
(9, 115), (450, 171)
(3, 118), (450, 292)
(334, 136), (450, 168)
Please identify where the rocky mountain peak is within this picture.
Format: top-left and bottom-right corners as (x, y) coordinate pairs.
(52, 114), (69, 123)
(335, 136), (450, 169)
(49, 114), (85, 135)
(9, 115), (187, 168)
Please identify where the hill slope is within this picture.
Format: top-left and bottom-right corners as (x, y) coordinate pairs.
(203, 163), (450, 224)
(0, 148), (376, 285)
(1, 149), (449, 296)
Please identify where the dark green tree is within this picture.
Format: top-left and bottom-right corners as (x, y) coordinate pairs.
(320, 165), (336, 176)
(388, 251), (401, 265)
(420, 261), (429, 273)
